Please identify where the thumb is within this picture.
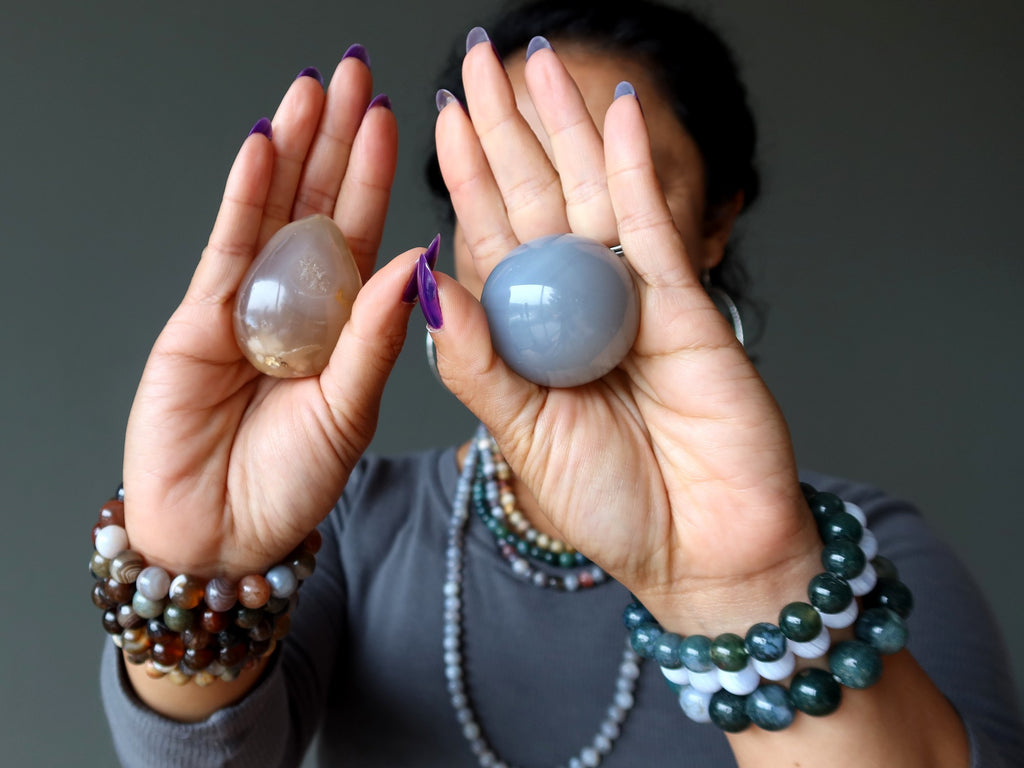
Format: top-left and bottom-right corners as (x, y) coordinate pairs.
(417, 260), (543, 444)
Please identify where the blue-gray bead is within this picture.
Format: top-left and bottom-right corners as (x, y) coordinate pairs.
(709, 690), (751, 732)
(629, 622), (663, 658)
(789, 668), (842, 716)
(480, 234), (639, 388)
(855, 607), (909, 654)
(829, 640), (883, 689)
(680, 634), (715, 673)
(745, 684), (795, 731)
(621, 601), (653, 631)
(745, 622), (787, 662)
(653, 631), (685, 668)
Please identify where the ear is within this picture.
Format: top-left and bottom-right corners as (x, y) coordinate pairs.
(699, 190), (745, 271)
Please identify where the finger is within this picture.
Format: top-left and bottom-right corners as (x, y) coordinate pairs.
(522, 44), (618, 243)
(603, 88), (698, 290)
(462, 40), (569, 242)
(435, 95), (519, 282)
(334, 95), (398, 283)
(292, 52), (374, 222)
(316, 244), (424, 451)
(184, 127), (275, 307)
(255, 73), (328, 246)
(423, 270), (543, 447)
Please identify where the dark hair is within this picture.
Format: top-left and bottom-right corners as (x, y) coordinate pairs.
(425, 0), (761, 327)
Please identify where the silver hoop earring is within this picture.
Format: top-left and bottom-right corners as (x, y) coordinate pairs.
(702, 274), (745, 346)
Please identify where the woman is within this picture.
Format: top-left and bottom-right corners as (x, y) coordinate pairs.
(97, 1), (1022, 765)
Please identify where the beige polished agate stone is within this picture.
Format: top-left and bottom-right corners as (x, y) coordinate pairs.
(233, 215), (361, 377)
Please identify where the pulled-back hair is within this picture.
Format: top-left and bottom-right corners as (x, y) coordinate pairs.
(425, 0), (761, 319)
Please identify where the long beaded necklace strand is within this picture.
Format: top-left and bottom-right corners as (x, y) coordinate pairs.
(444, 425), (643, 768)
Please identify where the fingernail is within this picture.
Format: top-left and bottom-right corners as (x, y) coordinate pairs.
(435, 88), (459, 113)
(367, 93), (392, 112)
(342, 43), (371, 69)
(525, 36), (553, 60)
(247, 117), (273, 140)
(417, 254), (443, 331)
(401, 234), (441, 303)
(465, 26), (490, 53)
(614, 81), (637, 100)
(296, 66), (324, 86)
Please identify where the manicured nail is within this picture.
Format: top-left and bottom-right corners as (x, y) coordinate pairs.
(614, 81), (637, 100)
(435, 88), (459, 113)
(465, 26), (490, 53)
(247, 117), (273, 140)
(342, 43), (371, 69)
(296, 66), (324, 86)
(367, 93), (392, 112)
(416, 254), (443, 331)
(525, 36), (553, 60)
(402, 234), (441, 303)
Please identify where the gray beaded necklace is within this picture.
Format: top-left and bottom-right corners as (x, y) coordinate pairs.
(443, 425), (643, 768)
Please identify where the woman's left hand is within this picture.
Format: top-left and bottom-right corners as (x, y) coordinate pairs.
(430, 36), (822, 634)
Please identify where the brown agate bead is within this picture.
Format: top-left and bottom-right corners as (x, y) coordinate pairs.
(98, 499), (125, 527)
(151, 638), (185, 666)
(238, 574), (271, 609)
(182, 627), (212, 650)
(146, 620), (176, 645)
(199, 608), (229, 634)
(182, 647), (216, 672)
(234, 607), (265, 630)
(110, 550), (145, 584)
(168, 574), (205, 609)
(302, 529), (323, 555)
(90, 551), (111, 580)
(233, 215), (362, 378)
(104, 577), (134, 605)
(163, 604), (194, 633)
(102, 610), (120, 635)
(92, 582), (117, 610)
(205, 578), (237, 612)
(290, 551), (316, 580)
(219, 642), (247, 668)
(272, 613), (292, 640)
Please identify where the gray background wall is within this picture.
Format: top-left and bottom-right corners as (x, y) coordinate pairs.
(1, 0), (1020, 764)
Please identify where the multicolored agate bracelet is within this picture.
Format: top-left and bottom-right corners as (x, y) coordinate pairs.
(624, 484), (913, 731)
(90, 487), (318, 685)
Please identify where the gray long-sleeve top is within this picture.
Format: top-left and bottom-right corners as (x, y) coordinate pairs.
(101, 447), (1024, 766)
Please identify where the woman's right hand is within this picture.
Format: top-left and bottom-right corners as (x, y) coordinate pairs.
(122, 51), (417, 579)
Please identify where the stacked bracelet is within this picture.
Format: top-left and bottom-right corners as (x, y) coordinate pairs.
(623, 484), (913, 732)
(90, 487), (318, 685)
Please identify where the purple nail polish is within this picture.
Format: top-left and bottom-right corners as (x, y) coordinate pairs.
(247, 117), (273, 140)
(614, 81), (637, 100)
(525, 36), (553, 61)
(367, 93), (392, 112)
(401, 234), (441, 303)
(417, 254), (443, 331)
(296, 66), (324, 86)
(435, 88), (459, 113)
(465, 26), (490, 53)
(342, 43), (371, 69)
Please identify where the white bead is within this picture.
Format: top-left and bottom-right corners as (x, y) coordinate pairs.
(848, 562), (878, 596)
(789, 624), (831, 659)
(660, 665), (690, 685)
(843, 501), (867, 525)
(859, 528), (879, 560)
(95, 525), (129, 559)
(719, 663), (760, 695)
(753, 650), (796, 681)
(819, 598), (859, 628)
(688, 668), (723, 693)
(678, 686), (713, 723)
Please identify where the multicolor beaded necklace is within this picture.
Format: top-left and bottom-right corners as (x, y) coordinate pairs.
(443, 424), (643, 768)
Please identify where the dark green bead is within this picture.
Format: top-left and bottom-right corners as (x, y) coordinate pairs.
(779, 602), (822, 642)
(808, 573), (853, 613)
(680, 634), (715, 673)
(809, 491), (844, 520)
(819, 510), (863, 544)
(830, 640), (883, 689)
(653, 631), (685, 668)
(558, 552), (575, 568)
(745, 623), (787, 662)
(709, 690), (751, 732)
(163, 604), (194, 632)
(621, 602), (654, 631)
(629, 622), (663, 658)
(822, 539), (866, 579)
(799, 482), (819, 502)
(542, 550), (556, 565)
(516, 540), (529, 556)
(865, 578), (914, 619)
(745, 684), (795, 731)
(711, 633), (748, 672)
(871, 555), (899, 582)
(790, 668), (842, 716)
(855, 607), (909, 654)
(493, 523), (508, 539)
